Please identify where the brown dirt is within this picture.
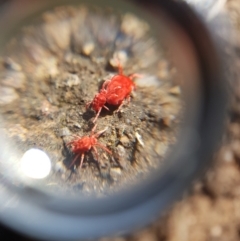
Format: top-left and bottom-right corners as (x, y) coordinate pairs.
(0, 5), (182, 197)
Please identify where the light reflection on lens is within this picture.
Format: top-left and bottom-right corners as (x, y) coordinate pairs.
(20, 148), (51, 179)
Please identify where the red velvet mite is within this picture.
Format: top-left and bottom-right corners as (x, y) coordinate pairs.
(87, 61), (141, 122)
(67, 125), (112, 168)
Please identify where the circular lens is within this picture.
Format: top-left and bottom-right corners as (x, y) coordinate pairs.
(0, 0), (189, 196)
(0, 0), (226, 240)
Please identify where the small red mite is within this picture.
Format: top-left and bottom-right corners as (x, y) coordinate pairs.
(67, 125), (112, 168)
(87, 61), (141, 122)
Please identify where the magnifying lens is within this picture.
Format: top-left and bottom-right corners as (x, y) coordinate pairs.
(0, 0), (227, 240)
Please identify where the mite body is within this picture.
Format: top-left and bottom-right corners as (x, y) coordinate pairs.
(67, 125), (112, 168)
(87, 62), (139, 122)
(104, 74), (136, 106)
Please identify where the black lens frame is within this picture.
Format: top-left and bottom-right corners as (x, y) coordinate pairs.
(0, 0), (227, 240)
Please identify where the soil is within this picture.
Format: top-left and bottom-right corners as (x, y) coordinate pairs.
(0, 5), (182, 196)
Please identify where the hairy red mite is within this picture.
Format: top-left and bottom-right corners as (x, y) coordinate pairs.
(67, 125), (112, 168)
(87, 61), (141, 122)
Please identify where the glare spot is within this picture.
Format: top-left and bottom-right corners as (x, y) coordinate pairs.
(21, 148), (51, 179)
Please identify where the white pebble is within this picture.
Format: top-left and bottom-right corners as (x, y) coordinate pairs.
(135, 132), (144, 147)
(82, 42), (95, 56)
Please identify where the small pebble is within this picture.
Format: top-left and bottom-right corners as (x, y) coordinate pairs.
(135, 132), (144, 147)
(169, 86), (181, 95)
(73, 123), (81, 129)
(117, 145), (127, 157)
(162, 117), (171, 127)
(64, 73), (81, 87)
(47, 58), (59, 77)
(82, 42), (95, 56)
(161, 115), (175, 127)
(116, 145), (128, 168)
(0, 86), (19, 105)
(154, 142), (167, 156)
(40, 100), (55, 115)
(110, 167), (122, 175)
(58, 127), (71, 137)
(121, 13), (149, 38)
(125, 119), (131, 124)
(42, 19), (71, 51)
(109, 50), (128, 68)
(120, 135), (130, 146)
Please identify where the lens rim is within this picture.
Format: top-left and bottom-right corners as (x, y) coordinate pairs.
(0, 0), (227, 240)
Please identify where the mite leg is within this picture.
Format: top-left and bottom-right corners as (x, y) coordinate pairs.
(128, 73), (143, 80)
(66, 140), (75, 146)
(92, 107), (102, 123)
(126, 95), (131, 105)
(103, 105), (109, 111)
(114, 100), (125, 113)
(69, 153), (81, 168)
(92, 104), (110, 123)
(91, 124), (97, 134)
(94, 126), (108, 138)
(85, 101), (92, 110)
(92, 146), (99, 162)
(96, 143), (112, 155)
(116, 58), (123, 75)
(102, 79), (111, 89)
(79, 153), (85, 169)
